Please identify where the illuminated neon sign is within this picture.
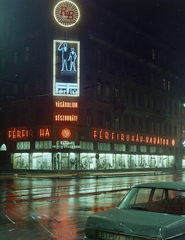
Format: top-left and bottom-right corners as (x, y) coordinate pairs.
(53, 40), (80, 97)
(8, 128), (51, 140)
(92, 129), (176, 147)
(54, 0), (80, 28)
(55, 101), (78, 108)
(61, 128), (71, 138)
(55, 114), (78, 121)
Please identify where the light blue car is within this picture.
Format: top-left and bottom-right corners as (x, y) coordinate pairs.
(84, 182), (185, 240)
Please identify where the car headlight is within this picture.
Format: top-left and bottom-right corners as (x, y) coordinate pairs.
(156, 228), (163, 240)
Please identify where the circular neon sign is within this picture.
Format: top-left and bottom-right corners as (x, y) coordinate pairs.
(54, 0), (80, 27)
(61, 128), (71, 138)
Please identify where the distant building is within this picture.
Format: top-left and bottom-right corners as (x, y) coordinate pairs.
(0, 0), (184, 172)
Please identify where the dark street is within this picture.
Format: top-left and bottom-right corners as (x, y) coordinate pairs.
(0, 173), (184, 239)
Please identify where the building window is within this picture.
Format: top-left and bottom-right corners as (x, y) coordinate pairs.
(105, 112), (111, 129)
(97, 111), (103, 128)
(97, 79), (102, 95)
(97, 49), (101, 65)
(163, 79), (166, 89)
(131, 117), (136, 131)
(168, 81), (170, 91)
(115, 116), (119, 130)
(130, 89), (135, 105)
(152, 49), (155, 60)
(13, 52), (18, 64)
(106, 53), (111, 68)
(105, 82), (110, 98)
(86, 109), (92, 126)
(24, 47), (29, 62)
(115, 85), (119, 97)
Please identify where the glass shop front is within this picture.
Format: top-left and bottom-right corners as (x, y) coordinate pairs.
(11, 140), (175, 171)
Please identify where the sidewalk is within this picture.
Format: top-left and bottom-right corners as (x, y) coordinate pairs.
(0, 170), (164, 179)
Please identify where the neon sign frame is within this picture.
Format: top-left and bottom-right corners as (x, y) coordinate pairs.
(53, 40), (80, 97)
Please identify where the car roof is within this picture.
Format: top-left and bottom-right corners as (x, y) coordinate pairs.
(134, 181), (185, 191)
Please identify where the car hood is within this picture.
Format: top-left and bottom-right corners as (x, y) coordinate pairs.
(86, 208), (185, 239)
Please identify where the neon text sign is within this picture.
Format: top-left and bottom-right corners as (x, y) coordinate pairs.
(8, 128), (51, 140)
(55, 101), (78, 108)
(92, 129), (175, 147)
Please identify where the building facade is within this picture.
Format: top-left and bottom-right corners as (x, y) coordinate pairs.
(0, 0), (184, 172)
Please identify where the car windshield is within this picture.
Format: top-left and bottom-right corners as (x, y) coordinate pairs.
(118, 187), (185, 215)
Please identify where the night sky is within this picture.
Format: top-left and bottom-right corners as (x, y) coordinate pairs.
(1, 0), (185, 55)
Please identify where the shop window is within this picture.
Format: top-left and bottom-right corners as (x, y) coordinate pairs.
(31, 152), (52, 170)
(80, 153), (96, 170)
(13, 153), (29, 169)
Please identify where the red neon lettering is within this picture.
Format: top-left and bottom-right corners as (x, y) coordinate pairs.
(166, 139), (169, 145)
(8, 131), (12, 139)
(126, 134), (130, 141)
(163, 139), (166, 145)
(131, 135), (135, 142)
(136, 134), (139, 142)
(105, 132), (109, 140)
(40, 129), (45, 137)
(146, 136), (149, 143)
(153, 137), (156, 144)
(29, 130), (33, 137)
(121, 134), (124, 141)
(17, 130), (21, 138)
(45, 128), (50, 137)
(157, 137), (160, 144)
(100, 130), (103, 139)
(140, 136), (143, 143)
(116, 133), (119, 141)
(93, 130), (98, 139)
(13, 129), (16, 139)
(111, 132), (115, 140)
(150, 137), (153, 144)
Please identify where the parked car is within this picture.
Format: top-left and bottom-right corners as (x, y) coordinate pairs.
(84, 182), (185, 240)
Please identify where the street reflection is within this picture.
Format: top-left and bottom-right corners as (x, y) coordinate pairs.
(0, 173), (185, 239)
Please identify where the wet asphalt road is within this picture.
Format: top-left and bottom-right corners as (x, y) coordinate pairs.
(0, 172), (184, 240)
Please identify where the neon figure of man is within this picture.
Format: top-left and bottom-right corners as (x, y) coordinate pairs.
(68, 48), (77, 71)
(58, 42), (68, 71)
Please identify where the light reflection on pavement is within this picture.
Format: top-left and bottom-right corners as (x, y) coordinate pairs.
(0, 172), (184, 239)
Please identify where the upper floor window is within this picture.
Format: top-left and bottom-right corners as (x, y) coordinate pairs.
(163, 79), (166, 89)
(24, 47), (29, 62)
(105, 82), (110, 98)
(13, 52), (18, 64)
(168, 81), (170, 91)
(97, 79), (102, 95)
(152, 49), (155, 60)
